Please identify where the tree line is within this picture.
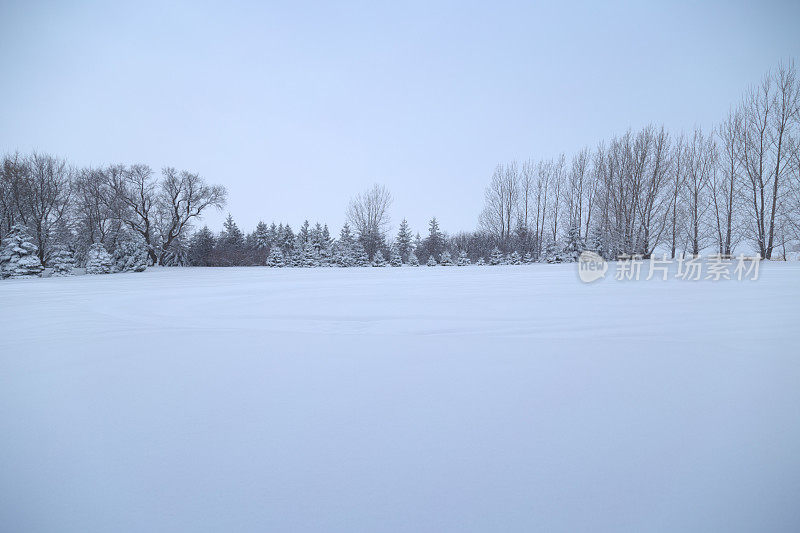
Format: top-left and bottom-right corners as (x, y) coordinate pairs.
(1, 61), (798, 274)
(0, 156), (226, 268)
(479, 61), (800, 261)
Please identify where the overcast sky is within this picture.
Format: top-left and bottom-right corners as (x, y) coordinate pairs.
(1, 0), (798, 236)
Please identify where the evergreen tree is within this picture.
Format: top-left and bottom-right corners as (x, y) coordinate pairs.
(489, 247), (503, 265)
(426, 254), (438, 266)
(50, 245), (75, 276)
(0, 224), (44, 278)
(352, 241), (369, 266)
(333, 241), (352, 267)
(298, 220), (311, 244)
(588, 224), (610, 260)
(301, 241), (318, 267)
(389, 244), (402, 267)
(113, 230), (148, 272)
(252, 221), (271, 265)
(508, 251), (522, 265)
(268, 222), (279, 247)
(161, 233), (190, 266)
(457, 250), (471, 266)
(424, 217), (445, 259)
(290, 237), (304, 267)
(321, 224), (332, 248)
(407, 250), (420, 266)
(395, 219), (413, 262)
(253, 221), (270, 249)
(544, 237), (563, 263)
(475, 256), (486, 266)
(188, 226), (216, 266)
(266, 247), (285, 267)
(336, 224), (356, 267)
(372, 250), (387, 267)
(222, 214), (244, 245)
(413, 233), (423, 256)
(85, 242), (114, 274)
(439, 250), (453, 266)
(523, 252), (533, 264)
(318, 244), (332, 267)
(281, 224), (295, 255)
(219, 214), (245, 265)
(561, 225), (586, 262)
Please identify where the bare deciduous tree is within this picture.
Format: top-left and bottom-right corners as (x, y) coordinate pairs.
(479, 163), (518, 246)
(157, 167), (227, 264)
(346, 183), (393, 260)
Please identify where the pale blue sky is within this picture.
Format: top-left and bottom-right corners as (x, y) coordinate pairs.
(1, 0), (798, 235)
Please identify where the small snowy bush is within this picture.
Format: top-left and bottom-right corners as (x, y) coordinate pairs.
(113, 232), (148, 272)
(50, 245), (75, 276)
(389, 245), (402, 267)
(266, 247), (284, 267)
(85, 243), (114, 274)
(0, 224), (44, 279)
(372, 250), (387, 267)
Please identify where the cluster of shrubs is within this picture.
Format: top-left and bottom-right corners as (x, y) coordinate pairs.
(0, 225), (148, 279)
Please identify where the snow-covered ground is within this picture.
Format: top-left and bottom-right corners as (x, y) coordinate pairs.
(1, 264), (799, 532)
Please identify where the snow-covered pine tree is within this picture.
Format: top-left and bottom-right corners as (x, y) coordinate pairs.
(298, 220), (311, 244)
(85, 242), (114, 274)
(408, 250), (420, 266)
(352, 241), (370, 266)
(475, 256), (486, 266)
(321, 224), (333, 248)
(489, 247), (503, 265)
(301, 241), (317, 267)
(268, 222), (279, 247)
(372, 250), (387, 267)
(252, 221), (270, 264)
(318, 244), (332, 267)
(332, 241), (348, 267)
(439, 250), (453, 266)
(588, 224), (610, 260)
(508, 251), (521, 265)
(218, 214), (245, 266)
(389, 244), (402, 266)
(413, 233), (423, 256)
(395, 219), (413, 263)
(0, 224), (44, 279)
(290, 237), (303, 267)
(253, 221), (270, 249)
(113, 231), (148, 272)
(544, 237), (563, 263)
(188, 226), (216, 266)
(281, 224), (295, 256)
(336, 223), (355, 267)
(50, 245), (75, 276)
(162, 232), (190, 266)
(266, 247), (284, 267)
(561, 225), (586, 263)
(318, 224), (333, 266)
(425, 218), (445, 260)
(523, 252), (533, 264)
(426, 254), (438, 266)
(457, 250), (471, 266)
